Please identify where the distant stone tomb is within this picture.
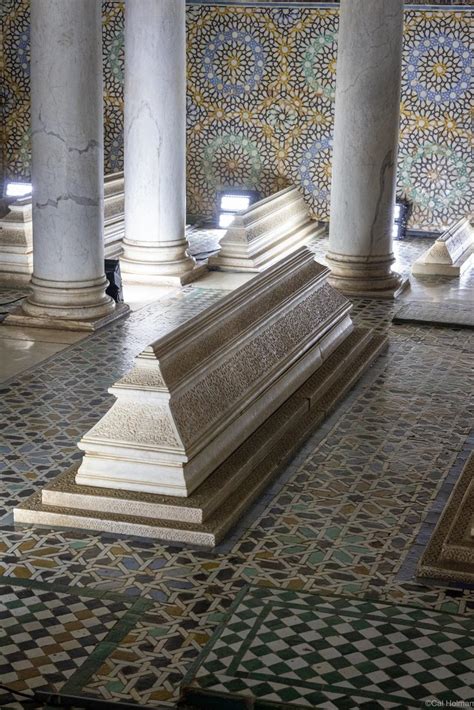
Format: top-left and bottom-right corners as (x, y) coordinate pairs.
(0, 172), (125, 286)
(15, 247), (386, 546)
(412, 217), (473, 277)
(0, 196), (33, 286)
(208, 186), (324, 272)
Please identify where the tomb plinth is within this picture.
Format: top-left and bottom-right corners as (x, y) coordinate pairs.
(418, 453), (474, 584)
(208, 187), (323, 273)
(0, 197), (33, 286)
(14, 247), (387, 546)
(412, 217), (473, 277)
(76, 247), (353, 496)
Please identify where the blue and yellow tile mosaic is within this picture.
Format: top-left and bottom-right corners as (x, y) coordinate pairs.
(1, 3), (472, 232)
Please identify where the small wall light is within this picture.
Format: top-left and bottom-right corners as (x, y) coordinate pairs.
(392, 197), (411, 240)
(216, 188), (260, 229)
(6, 182), (32, 198)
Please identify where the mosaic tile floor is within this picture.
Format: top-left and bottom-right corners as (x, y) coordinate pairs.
(0, 579), (145, 706)
(0, 239), (473, 708)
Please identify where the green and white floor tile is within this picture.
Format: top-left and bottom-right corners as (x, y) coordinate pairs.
(181, 586), (474, 708)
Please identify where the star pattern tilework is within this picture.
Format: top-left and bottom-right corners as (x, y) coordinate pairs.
(1, 3), (471, 231)
(185, 5), (472, 231)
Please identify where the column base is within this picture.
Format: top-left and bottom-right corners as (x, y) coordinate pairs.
(328, 276), (409, 299)
(21, 275), (116, 318)
(121, 262), (207, 286)
(2, 274), (129, 331)
(3, 302), (130, 332)
(326, 251), (409, 299)
(120, 240), (206, 286)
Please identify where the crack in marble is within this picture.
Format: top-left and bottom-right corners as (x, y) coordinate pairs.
(33, 110), (101, 156)
(368, 149), (394, 256)
(35, 194), (100, 210)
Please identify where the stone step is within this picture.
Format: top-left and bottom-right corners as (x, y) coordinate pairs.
(40, 393), (309, 525)
(417, 453), (474, 584)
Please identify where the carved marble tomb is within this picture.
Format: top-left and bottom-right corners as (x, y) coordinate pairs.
(14, 247), (387, 546)
(208, 187), (324, 273)
(412, 217), (474, 277)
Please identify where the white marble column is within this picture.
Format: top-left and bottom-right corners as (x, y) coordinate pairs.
(326, 0), (407, 298)
(121, 0), (198, 285)
(22, 0), (116, 323)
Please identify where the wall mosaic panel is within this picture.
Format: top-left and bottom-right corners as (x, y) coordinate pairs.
(399, 10), (472, 230)
(0, 3), (472, 232)
(186, 5), (472, 231)
(0, 0), (124, 190)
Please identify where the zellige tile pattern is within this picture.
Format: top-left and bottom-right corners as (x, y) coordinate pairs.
(0, 238), (472, 707)
(182, 586), (474, 708)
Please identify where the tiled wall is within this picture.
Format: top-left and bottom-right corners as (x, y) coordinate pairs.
(0, 2), (472, 231)
(186, 5), (472, 231)
(0, 0), (125, 185)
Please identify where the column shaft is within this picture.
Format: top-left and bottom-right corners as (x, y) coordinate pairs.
(327, 0), (406, 297)
(121, 0), (196, 285)
(23, 0), (115, 320)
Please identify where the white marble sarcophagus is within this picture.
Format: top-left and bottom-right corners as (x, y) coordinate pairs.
(75, 247), (352, 496)
(208, 186), (323, 273)
(14, 246), (386, 545)
(412, 217), (473, 277)
(0, 196), (33, 285)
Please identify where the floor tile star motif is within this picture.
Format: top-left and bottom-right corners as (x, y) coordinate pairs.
(183, 586), (474, 709)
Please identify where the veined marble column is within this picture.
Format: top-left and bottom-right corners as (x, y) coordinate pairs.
(21, 0), (117, 324)
(121, 0), (199, 285)
(326, 0), (407, 298)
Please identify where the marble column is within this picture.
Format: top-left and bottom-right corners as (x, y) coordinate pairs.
(21, 0), (116, 323)
(121, 0), (198, 285)
(326, 0), (407, 298)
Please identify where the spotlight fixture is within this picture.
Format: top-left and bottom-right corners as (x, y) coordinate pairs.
(392, 197), (411, 240)
(216, 188), (260, 229)
(6, 182), (32, 198)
